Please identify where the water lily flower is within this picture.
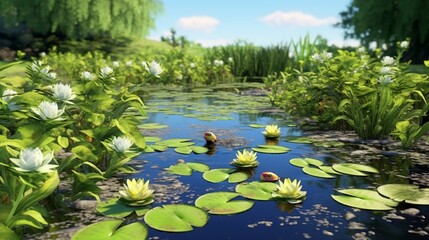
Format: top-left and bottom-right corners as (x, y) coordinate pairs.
(52, 83), (76, 102)
(230, 149), (259, 168)
(81, 71), (95, 80)
(262, 124), (281, 138)
(381, 56), (395, 66)
(272, 178), (307, 204)
(112, 61), (120, 67)
(10, 148), (57, 173)
(100, 66), (114, 77)
(109, 136), (133, 153)
(400, 40), (409, 49)
(48, 72), (57, 79)
(2, 89), (17, 102)
(126, 61), (133, 67)
(378, 76), (393, 85)
(143, 60), (163, 77)
(380, 66), (392, 75)
(189, 63), (196, 68)
(32, 101), (64, 120)
(119, 178), (154, 206)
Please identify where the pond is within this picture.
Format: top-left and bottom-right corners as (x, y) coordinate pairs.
(125, 83), (429, 240)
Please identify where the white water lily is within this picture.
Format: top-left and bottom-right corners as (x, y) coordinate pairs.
(272, 178), (307, 203)
(143, 60), (163, 77)
(380, 66), (392, 75)
(81, 71), (95, 80)
(126, 61), (133, 67)
(112, 61), (120, 67)
(378, 76), (393, 84)
(262, 124), (281, 138)
(400, 40), (409, 49)
(10, 148), (57, 173)
(2, 89), (17, 102)
(100, 66), (113, 77)
(32, 101), (64, 120)
(52, 83), (76, 102)
(119, 178), (154, 205)
(109, 136), (133, 153)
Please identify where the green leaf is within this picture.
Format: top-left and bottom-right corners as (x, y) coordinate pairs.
(9, 209), (47, 229)
(144, 204), (208, 232)
(249, 124), (265, 128)
(144, 136), (162, 142)
(57, 135), (69, 148)
(235, 181), (277, 200)
(284, 136), (315, 144)
(337, 189), (398, 207)
(202, 168), (234, 183)
(318, 166), (342, 175)
(150, 145), (168, 152)
(195, 192), (254, 214)
(289, 158), (324, 168)
(0, 223), (20, 240)
(72, 220), (148, 240)
(191, 146), (209, 154)
(302, 167), (335, 178)
(377, 184), (429, 205)
(186, 162), (210, 172)
(174, 146), (193, 155)
(166, 163), (193, 176)
(331, 195), (394, 211)
(228, 171), (250, 183)
(313, 141), (345, 148)
(336, 163), (379, 174)
(156, 138), (195, 148)
(251, 145), (290, 154)
(96, 198), (150, 218)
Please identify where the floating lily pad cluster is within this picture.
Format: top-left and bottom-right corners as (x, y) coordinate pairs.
(143, 138), (209, 154)
(284, 136), (345, 147)
(289, 157), (379, 178)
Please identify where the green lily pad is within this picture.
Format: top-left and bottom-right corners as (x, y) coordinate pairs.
(337, 189), (398, 207)
(377, 184), (429, 205)
(166, 162), (210, 176)
(331, 188), (398, 210)
(318, 166), (342, 175)
(144, 136), (162, 143)
(174, 146), (193, 154)
(302, 167), (336, 178)
(156, 138), (195, 148)
(284, 136), (315, 144)
(195, 192), (254, 214)
(144, 204), (208, 232)
(251, 145), (290, 154)
(72, 220), (148, 240)
(337, 163), (379, 174)
(203, 168), (233, 183)
(249, 124), (265, 128)
(235, 181), (278, 200)
(139, 123), (168, 129)
(96, 198), (151, 218)
(289, 157), (324, 168)
(313, 141), (345, 147)
(228, 171), (250, 183)
(332, 164), (369, 176)
(191, 146), (209, 154)
(150, 144), (168, 152)
(186, 162), (210, 172)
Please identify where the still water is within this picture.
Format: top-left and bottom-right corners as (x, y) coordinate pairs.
(130, 85), (429, 240)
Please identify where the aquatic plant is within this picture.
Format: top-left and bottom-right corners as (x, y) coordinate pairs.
(119, 178), (155, 206)
(230, 149), (259, 168)
(272, 178), (307, 204)
(262, 124), (281, 138)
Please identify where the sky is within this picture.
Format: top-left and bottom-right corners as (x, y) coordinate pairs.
(148, 0), (360, 48)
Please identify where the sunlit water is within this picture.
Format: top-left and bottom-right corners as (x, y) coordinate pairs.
(126, 85), (429, 240)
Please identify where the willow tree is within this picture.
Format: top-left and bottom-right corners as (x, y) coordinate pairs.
(0, 0), (163, 39)
(337, 0), (429, 63)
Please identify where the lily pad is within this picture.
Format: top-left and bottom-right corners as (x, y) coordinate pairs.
(302, 167), (335, 178)
(174, 146), (193, 154)
(139, 123), (168, 129)
(284, 136), (315, 144)
(228, 171), (250, 183)
(166, 162), (210, 176)
(150, 144), (168, 152)
(144, 204), (208, 232)
(144, 136), (162, 143)
(332, 163), (373, 176)
(186, 162), (210, 172)
(203, 168), (233, 183)
(195, 192), (254, 214)
(313, 141), (345, 148)
(72, 220), (148, 240)
(377, 184), (429, 205)
(289, 157), (324, 168)
(249, 124), (265, 128)
(337, 163), (379, 174)
(318, 166), (342, 175)
(331, 188), (398, 210)
(156, 138), (195, 148)
(251, 145), (290, 154)
(96, 198), (151, 218)
(235, 181), (278, 200)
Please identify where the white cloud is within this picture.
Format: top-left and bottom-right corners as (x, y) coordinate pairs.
(261, 11), (338, 27)
(195, 38), (231, 47)
(178, 16), (220, 33)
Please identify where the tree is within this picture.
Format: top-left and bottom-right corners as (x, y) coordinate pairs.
(0, 0), (163, 39)
(337, 0), (429, 63)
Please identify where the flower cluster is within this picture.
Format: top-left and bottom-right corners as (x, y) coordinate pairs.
(230, 149), (259, 168)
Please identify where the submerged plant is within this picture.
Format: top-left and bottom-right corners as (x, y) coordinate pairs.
(272, 178), (307, 204)
(262, 124), (281, 138)
(119, 178), (154, 206)
(230, 149), (259, 168)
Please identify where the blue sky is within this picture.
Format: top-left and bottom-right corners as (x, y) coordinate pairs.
(148, 0), (360, 47)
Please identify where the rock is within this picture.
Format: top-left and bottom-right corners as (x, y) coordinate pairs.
(72, 200), (98, 210)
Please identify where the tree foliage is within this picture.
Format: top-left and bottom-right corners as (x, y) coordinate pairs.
(337, 0), (429, 63)
(0, 0), (163, 39)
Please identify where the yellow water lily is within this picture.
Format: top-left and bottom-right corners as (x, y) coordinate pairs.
(272, 178), (307, 204)
(230, 149), (259, 168)
(119, 178), (154, 206)
(262, 124), (281, 138)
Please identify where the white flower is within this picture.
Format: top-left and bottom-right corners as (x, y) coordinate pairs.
(100, 66), (114, 77)
(126, 61), (133, 67)
(113, 61), (120, 67)
(400, 41), (409, 49)
(32, 101), (64, 120)
(322, 51), (333, 60)
(189, 63), (196, 68)
(213, 60), (224, 67)
(357, 47), (366, 53)
(380, 66), (392, 75)
(48, 72), (57, 79)
(311, 53), (323, 62)
(81, 71), (95, 80)
(39, 52), (46, 58)
(2, 89), (17, 102)
(381, 56), (395, 66)
(10, 148), (57, 173)
(52, 83), (76, 102)
(143, 61), (163, 77)
(109, 136), (133, 153)
(228, 57), (233, 62)
(378, 76), (393, 84)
